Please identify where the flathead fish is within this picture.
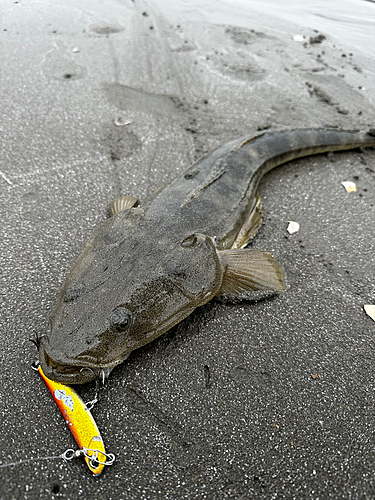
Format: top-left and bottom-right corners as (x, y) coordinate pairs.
(38, 128), (375, 383)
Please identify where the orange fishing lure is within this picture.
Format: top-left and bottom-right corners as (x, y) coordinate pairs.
(38, 365), (114, 475)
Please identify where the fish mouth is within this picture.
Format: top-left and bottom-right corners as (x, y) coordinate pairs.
(40, 351), (99, 384)
(38, 339), (119, 385)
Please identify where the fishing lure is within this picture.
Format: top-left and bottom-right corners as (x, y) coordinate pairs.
(37, 364), (115, 475)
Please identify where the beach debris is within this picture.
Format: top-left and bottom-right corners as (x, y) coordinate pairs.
(310, 34), (326, 45)
(311, 374), (318, 380)
(114, 117), (131, 126)
(287, 221), (299, 234)
(364, 305), (375, 322)
(0, 171), (13, 186)
(72, 47), (80, 53)
(293, 35), (305, 42)
(341, 181), (357, 193)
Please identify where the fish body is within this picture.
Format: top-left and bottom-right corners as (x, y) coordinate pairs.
(39, 128), (375, 384)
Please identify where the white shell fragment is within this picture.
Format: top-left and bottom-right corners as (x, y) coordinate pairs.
(114, 117), (131, 126)
(364, 305), (375, 322)
(341, 181), (357, 193)
(287, 221), (300, 234)
(293, 35), (305, 42)
(72, 47), (80, 53)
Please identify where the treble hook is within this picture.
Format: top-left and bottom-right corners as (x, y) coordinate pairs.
(79, 367), (102, 410)
(0, 447), (115, 471)
(24, 331), (47, 354)
(61, 448), (116, 468)
(61, 447), (115, 467)
(23, 330), (40, 350)
(82, 448), (116, 467)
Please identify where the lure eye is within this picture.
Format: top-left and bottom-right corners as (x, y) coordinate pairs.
(110, 307), (131, 331)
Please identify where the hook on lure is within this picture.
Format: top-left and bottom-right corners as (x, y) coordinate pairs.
(79, 366), (107, 410)
(24, 330), (47, 350)
(62, 447), (115, 467)
(0, 446), (115, 472)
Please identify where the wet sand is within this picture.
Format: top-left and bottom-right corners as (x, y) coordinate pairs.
(1, 1), (375, 498)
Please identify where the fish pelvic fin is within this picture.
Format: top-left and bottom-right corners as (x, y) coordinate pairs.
(216, 248), (285, 301)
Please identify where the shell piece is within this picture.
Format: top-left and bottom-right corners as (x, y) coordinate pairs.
(364, 305), (375, 322)
(114, 117), (131, 126)
(341, 181), (357, 193)
(109, 195), (139, 216)
(38, 365), (108, 475)
(287, 221), (299, 234)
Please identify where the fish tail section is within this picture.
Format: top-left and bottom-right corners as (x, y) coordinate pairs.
(241, 127), (375, 180)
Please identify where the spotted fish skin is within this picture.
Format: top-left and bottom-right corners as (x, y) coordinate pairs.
(38, 128), (375, 384)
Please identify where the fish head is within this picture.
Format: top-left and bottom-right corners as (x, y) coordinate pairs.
(39, 212), (223, 384)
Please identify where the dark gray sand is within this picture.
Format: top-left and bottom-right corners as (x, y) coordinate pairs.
(1, 2), (375, 499)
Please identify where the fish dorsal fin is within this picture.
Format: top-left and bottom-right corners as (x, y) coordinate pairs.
(109, 196), (139, 216)
(217, 248), (284, 300)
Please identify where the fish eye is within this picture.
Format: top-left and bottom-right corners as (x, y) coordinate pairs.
(110, 307), (132, 331)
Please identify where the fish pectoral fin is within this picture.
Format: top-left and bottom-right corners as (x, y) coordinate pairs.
(109, 196), (139, 216)
(231, 194), (263, 249)
(216, 248), (284, 300)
